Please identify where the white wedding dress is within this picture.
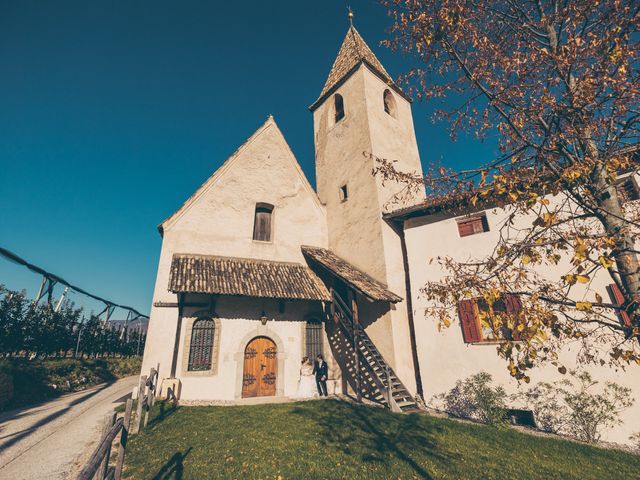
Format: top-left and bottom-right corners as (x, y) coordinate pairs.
(295, 364), (317, 398)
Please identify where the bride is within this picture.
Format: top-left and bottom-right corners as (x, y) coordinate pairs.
(295, 357), (317, 399)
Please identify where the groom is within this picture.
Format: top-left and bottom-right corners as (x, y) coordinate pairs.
(313, 354), (328, 397)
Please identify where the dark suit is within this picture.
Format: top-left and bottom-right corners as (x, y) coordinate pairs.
(313, 360), (328, 396)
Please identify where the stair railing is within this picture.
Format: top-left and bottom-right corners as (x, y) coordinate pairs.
(330, 289), (390, 403)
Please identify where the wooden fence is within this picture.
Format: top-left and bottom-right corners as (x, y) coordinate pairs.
(76, 364), (160, 480)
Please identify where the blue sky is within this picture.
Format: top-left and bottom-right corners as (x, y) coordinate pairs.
(0, 1), (498, 316)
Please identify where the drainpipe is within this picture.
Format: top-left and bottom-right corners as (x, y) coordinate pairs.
(395, 220), (424, 398)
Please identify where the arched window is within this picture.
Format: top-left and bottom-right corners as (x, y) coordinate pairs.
(253, 202), (274, 242)
(188, 318), (215, 371)
(305, 319), (323, 360)
(383, 89), (397, 118)
(334, 93), (345, 123)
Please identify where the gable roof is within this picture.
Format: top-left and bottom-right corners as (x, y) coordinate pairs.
(310, 26), (410, 111)
(301, 246), (402, 303)
(158, 116), (323, 236)
(169, 253), (331, 301)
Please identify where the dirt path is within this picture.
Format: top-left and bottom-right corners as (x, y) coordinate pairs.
(0, 375), (138, 480)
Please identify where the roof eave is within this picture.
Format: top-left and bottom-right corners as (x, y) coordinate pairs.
(309, 61), (411, 112)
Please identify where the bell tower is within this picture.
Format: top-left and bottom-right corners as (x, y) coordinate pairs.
(310, 22), (424, 394)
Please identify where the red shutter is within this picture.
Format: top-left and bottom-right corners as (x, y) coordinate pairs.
(458, 299), (481, 343)
(504, 293), (523, 340)
(606, 283), (632, 327)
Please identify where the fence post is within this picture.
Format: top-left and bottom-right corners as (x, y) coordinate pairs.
(143, 381), (150, 429)
(99, 412), (116, 480)
(132, 375), (146, 434)
(152, 363), (159, 406)
(114, 399), (132, 480)
(148, 369), (156, 409)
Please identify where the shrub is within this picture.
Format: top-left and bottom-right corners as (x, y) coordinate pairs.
(521, 370), (633, 443)
(436, 372), (508, 426)
(629, 432), (640, 452)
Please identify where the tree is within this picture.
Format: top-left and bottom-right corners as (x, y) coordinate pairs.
(377, 0), (640, 378)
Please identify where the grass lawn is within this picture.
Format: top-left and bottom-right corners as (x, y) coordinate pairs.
(123, 399), (639, 480)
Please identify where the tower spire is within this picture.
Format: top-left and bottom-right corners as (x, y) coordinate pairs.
(347, 6), (354, 27)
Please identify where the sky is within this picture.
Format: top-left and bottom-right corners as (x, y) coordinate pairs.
(0, 1), (499, 317)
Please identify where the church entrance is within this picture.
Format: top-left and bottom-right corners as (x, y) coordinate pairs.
(241, 336), (277, 398)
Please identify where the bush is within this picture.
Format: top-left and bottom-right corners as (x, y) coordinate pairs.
(629, 432), (640, 452)
(436, 372), (508, 426)
(0, 356), (142, 410)
(521, 370), (633, 443)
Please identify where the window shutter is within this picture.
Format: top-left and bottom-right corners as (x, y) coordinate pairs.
(253, 207), (272, 242)
(458, 299), (481, 343)
(504, 293), (523, 340)
(606, 283), (632, 327)
(457, 215), (489, 237)
(457, 221), (476, 237)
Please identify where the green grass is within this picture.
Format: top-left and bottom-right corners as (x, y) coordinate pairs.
(0, 356), (141, 410)
(123, 400), (639, 480)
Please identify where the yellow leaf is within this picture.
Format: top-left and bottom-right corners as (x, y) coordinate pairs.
(599, 256), (614, 269)
(575, 301), (593, 311)
(522, 256), (531, 264)
(576, 275), (590, 284)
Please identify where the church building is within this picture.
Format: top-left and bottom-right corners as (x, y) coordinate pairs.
(141, 24), (640, 444)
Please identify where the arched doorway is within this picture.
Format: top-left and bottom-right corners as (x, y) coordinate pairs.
(242, 336), (277, 398)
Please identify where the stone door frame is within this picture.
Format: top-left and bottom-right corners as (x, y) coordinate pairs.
(234, 325), (287, 399)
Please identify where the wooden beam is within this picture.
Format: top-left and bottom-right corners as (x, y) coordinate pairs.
(348, 289), (361, 403)
(153, 301), (209, 308)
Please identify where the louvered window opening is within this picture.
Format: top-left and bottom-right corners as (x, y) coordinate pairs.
(253, 204), (273, 242)
(306, 320), (324, 360)
(188, 318), (215, 371)
(616, 178), (639, 204)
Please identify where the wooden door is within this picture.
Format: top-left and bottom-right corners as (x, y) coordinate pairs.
(242, 337), (277, 398)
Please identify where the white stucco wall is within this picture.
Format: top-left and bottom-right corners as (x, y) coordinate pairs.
(403, 191), (640, 445)
(141, 117), (331, 399)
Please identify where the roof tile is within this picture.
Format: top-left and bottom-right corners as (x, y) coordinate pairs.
(168, 254), (331, 301)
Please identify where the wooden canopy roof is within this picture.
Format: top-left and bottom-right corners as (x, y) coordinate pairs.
(301, 246), (402, 303)
(168, 254), (331, 302)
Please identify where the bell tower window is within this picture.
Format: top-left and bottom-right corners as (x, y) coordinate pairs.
(252, 203), (274, 242)
(334, 93), (345, 123)
(383, 89), (396, 118)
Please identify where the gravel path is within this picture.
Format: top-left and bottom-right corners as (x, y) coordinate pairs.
(0, 376), (138, 480)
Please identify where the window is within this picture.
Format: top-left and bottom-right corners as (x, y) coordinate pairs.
(339, 184), (348, 202)
(458, 294), (523, 343)
(188, 318), (215, 371)
(334, 93), (345, 123)
(305, 319), (324, 359)
(252, 203), (273, 242)
(606, 283), (632, 328)
(383, 89), (397, 118)
(615, 177), (639, 204)
(457, 214), (489, 237)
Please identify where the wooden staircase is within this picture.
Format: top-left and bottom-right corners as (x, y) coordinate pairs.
(330, 289), (419, 412)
